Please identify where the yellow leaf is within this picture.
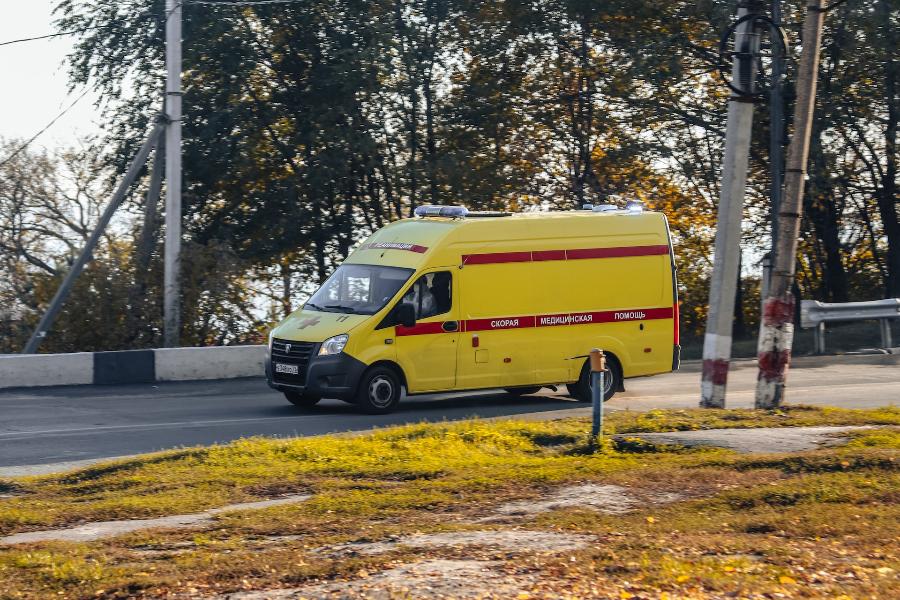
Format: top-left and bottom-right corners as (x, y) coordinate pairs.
(676, 575), (690, 583)
(357, 569), (369, 578)
(620, 591), (634, 599)
(840, 461), (850, 468)
(646, 516), (656, 524)
(517, 593), (531, 599)
(723, 566), (735, 572)
(779, 575), (797, 584)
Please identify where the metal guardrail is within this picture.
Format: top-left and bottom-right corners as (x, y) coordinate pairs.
(800, 299), (900, 354)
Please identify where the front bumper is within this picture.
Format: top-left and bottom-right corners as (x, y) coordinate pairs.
(266, 348), (367, 400)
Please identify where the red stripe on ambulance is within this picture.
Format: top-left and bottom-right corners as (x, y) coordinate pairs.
(395, 321), (447, 336)
(395, 307), (674, 335)
(461, 244), (669, 265)
(536, 307), (673, 327)
(463, 316), (536, 332)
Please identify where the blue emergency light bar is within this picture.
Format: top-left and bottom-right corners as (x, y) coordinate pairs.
(414, 205), (469, 218)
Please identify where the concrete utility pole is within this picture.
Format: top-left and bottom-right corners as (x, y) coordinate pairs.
(701, 0), (764, 408)
(756, 0), (827, 408)
(164, 0), (183, 348)
(22, 124), (165, 354)
(763, 0), (786, 300)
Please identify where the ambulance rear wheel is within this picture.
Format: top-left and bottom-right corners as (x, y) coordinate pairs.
(356, 366), (402, 414)
(505, 386), (542, 397)
(569, 358), (620, 403)
(284, 391), (321, 408)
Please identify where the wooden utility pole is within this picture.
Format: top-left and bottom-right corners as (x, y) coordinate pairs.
(700, 0), (764, 408)
(164, 0), (183, 348)
(756, 0), (827, 407)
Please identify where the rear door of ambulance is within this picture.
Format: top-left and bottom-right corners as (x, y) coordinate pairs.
(530, 213), (676, 380)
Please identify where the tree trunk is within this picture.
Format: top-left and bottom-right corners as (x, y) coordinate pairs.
(877, 0), (900, 297)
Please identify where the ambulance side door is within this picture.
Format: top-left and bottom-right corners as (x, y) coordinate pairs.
(456, 261), (537, 390)
(389, 270), (460, 393)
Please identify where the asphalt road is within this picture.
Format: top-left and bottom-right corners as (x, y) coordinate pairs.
(1, 354), (897, 476)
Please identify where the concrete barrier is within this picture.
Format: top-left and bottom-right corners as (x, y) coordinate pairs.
(0, 345), (266, 390)
(0, 352), (94, 388)
(155, 345), (266, 381)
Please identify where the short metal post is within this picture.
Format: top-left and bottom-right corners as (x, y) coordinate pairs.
(590, 348), (606, 439)
(815, 322), (826, 355)
(880, 319), (892, 349)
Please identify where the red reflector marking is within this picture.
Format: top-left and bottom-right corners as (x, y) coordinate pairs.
(366, 242), (428, 253)
(462, 245), (668, 265)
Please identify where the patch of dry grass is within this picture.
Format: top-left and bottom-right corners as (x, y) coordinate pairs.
(0, 408), (897, 599)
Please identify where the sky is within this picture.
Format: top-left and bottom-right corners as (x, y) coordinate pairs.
(0, 1), (104, 151)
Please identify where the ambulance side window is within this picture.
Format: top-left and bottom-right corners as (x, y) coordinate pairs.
(383, 271), (453, 327)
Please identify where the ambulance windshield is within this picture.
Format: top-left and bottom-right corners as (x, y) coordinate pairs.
(305, 264), (414, 315)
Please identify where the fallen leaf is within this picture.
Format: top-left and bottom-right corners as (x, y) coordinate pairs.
(779, 575), (797, 584)
(646, 516), (656, 524)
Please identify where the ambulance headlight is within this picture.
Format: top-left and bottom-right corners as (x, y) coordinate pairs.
(319, 334), (349, 356)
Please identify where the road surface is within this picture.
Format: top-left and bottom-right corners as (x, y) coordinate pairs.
(1, 355), (896, 476)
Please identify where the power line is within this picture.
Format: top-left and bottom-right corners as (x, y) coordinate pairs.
(0, 27), (102, 48)
(187, 0), (306, 5)
(0, 89), (91, 169)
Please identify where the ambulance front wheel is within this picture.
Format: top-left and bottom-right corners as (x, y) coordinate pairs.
(356, 366), (402, 414)
(284, 391), (321, 408)
(569, 358), (620, 403)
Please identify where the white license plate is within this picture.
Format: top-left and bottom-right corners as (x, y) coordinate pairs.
(275, 363), (299, 375)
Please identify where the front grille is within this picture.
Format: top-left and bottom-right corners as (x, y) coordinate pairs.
(271, 339), (316, 385)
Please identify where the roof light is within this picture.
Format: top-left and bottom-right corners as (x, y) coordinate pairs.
(624, 200), (644, 214)
(593, 204), (617, 212)
(414, 205), (469, 218)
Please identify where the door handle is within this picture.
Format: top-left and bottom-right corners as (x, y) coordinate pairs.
(442, 320), (459, 332)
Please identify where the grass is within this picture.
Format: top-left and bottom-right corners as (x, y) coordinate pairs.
(0, 407), (897, 599)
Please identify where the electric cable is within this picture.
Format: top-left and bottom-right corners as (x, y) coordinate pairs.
(0, 27), (103, 48)
(0, 88), (91, 169)
(186, 0), (307, 5)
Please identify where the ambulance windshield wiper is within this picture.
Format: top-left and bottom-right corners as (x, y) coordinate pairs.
(324, 304), (357, 313)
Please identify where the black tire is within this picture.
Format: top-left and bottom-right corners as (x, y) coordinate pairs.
(567, 357), (620, 403)
(504, 386), (542, 397)
(355, 365), (402, 414)
(284, 391), (321, 408)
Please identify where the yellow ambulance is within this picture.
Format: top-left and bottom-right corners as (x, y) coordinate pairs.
(266, 204), (679, 413)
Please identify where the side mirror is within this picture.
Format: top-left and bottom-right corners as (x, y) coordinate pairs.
(395, 303), (417, 328)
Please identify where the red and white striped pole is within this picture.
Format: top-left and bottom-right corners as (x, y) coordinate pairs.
(756, 0), (826, 407)
(700, 0), (762, 408)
